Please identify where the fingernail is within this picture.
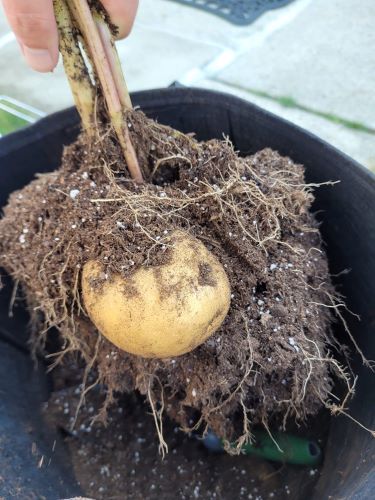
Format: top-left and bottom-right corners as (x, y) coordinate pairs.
(23, 46), (54, 73)
(112, 19), (130, 40)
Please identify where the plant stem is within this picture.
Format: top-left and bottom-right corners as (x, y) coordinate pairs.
(54, 0), (143, 183)
(54, 0), (95, 133)
(68, 0), (143, 183)
(95, 15), (133, 110)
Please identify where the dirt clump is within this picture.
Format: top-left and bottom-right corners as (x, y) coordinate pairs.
(0, 110), (349, 449)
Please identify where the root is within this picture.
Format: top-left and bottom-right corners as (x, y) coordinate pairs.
(202, 313), (255, 418)
(85, 134), (315, 253)
(329, 406), (375, 438)
(326, 292), (373, 369)
(318, 376), (375, 438)
(308, 287), (373, 369)
(262, 418), (283, 454)
(8, 278), (19, 318)
(231, 399), (253, 453)
(71, 334), (102, 430)
(147, 376), (168, 458)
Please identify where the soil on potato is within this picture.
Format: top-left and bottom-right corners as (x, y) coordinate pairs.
(0, 109), (351, 453)
(45, 364), (329, 500)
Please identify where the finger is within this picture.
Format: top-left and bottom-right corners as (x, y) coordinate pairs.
(100, 0), (139, 39)
(2, 0), (59, 72)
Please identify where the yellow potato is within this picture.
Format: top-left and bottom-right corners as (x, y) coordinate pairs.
(82, 230), (231, 358)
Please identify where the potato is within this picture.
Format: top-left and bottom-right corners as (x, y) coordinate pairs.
(82, 230), (231, 358)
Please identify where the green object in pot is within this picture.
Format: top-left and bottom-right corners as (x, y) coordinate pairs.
(241, 430), (322, 466)
(203, 429), (322, 466)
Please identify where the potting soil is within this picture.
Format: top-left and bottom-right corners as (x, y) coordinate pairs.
(0, 110), (350, 451)
(45, 363), (328, 500)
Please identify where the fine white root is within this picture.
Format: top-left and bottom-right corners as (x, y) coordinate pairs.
(147, 376), (168, 458)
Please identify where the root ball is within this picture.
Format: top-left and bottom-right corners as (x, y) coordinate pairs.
(0, 110), (352, 447)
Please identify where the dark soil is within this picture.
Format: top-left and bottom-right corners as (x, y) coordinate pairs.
(45, 364), (328, 500)
(0, 110), (350, 451)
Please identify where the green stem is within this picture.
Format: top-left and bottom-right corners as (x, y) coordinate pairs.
(53, 0), (95, 133)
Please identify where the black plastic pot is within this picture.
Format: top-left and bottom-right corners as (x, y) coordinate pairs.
(0, 88), (374, 499)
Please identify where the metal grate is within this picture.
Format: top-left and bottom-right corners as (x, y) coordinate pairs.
(166, 0), (296, 26)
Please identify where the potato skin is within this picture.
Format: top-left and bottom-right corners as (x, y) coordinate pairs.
(82, 231), (231, 358)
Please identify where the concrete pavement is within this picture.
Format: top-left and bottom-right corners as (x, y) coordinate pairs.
(0, 0), (373, 170)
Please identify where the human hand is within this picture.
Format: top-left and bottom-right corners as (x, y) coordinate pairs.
(1, 0), (139, 72)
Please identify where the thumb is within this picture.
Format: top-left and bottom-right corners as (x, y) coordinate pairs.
(2, 0), (59, 72)
(100, 0), (139, 39)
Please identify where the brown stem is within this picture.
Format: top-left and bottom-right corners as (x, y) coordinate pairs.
(67, 0), (143, 183)
(54, 0), (143, 183)
(95, 16), (132, 110)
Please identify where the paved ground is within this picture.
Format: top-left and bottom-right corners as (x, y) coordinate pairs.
(0, 0), (374, 170)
